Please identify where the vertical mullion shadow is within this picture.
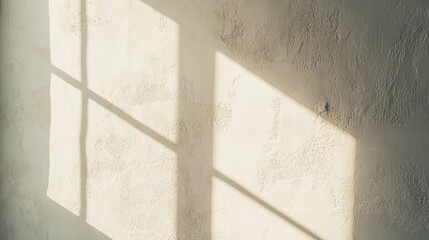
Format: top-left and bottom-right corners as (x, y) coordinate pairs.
(79, 0), (88, 219)
(177, 30), (214, 239)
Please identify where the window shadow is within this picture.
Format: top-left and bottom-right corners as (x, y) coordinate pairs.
(176, 29), (215, 239)
(141, 0), (429, 239)
(213, 170), (323, 240)
(79, 0), (88, 220)
(2, 0), (429, 239)
(0, 0), (109, 239)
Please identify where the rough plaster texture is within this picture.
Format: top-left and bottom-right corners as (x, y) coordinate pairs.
(1, 0), (429, 239)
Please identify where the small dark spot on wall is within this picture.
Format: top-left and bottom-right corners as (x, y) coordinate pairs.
(324, 101), (331, 112)
(319, 101), (331, 114)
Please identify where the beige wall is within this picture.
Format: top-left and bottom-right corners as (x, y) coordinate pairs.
(1, 0), (429, 239)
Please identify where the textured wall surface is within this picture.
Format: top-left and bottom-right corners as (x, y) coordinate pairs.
(1, 0), (429, 239)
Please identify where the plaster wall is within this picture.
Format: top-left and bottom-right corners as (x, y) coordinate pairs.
(1, 0), (429, 239)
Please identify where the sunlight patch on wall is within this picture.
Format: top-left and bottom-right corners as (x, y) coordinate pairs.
(48, 0), (83, 81)
(86, 0), (180, 144)
(213, 51), (356, 240)
(47, 73), (82, 216)
(85, 98), (177, 239)
(48, 0), (179, 239)
(47, 0), (90, 217)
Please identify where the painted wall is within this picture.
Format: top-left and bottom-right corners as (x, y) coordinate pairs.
(1, 0), (429, 239)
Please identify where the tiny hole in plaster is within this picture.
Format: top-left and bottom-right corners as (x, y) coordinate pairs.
(324, 101), (330, 112)
(318, 101), (331, 114)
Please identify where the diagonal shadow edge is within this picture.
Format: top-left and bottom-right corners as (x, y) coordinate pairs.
(50, 65), (177, 152)
(213, 169), (324, 240)
(137, 2), (355, 239)
(44, 197), (112, 239)
(139, 0), (358, 139)
(51, 63), (323, 239)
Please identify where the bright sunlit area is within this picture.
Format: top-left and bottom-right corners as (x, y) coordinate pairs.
(2, 0), (429, 239)
(213, 52), (355, 240)
(48, 0), (179, 239)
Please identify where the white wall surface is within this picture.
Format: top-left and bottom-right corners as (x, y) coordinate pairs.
(1, 0), (429, 239)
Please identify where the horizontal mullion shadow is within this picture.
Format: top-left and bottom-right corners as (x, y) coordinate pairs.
(50, 65), (176, 152)
(50, 65), (322, 240)
(213, 169), (323, 240)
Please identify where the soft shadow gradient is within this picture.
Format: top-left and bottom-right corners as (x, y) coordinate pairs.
(1, 0), (429, 239)
(140, 0), (429, 239)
